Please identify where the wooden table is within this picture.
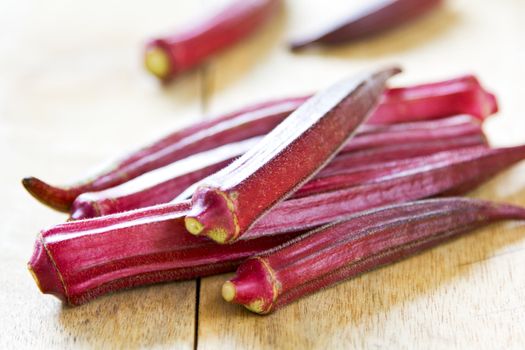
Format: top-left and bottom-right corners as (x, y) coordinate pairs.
(1, 0), (524, 348)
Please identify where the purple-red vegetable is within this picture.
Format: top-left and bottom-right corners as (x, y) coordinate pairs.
(248, 144), (525, 236)
(22, 75), (497, 212)
(290, 0), (443, 50)
(223, 198), (525, 314)
(371, 75), (498, 124)
(291, 145), (487, 199)
(329, 134), (487, 171)
(358, 112), (482, 134)
(184, 67), (400, 244)
(339, 115), (483, 153)
(145, 0), (281, 81)
(70, 137), (261, 220)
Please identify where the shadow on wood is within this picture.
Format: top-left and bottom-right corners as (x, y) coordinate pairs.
(202, 4), (288, 99)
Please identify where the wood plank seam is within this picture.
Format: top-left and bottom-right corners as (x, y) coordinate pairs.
(194, 63), (210, 349)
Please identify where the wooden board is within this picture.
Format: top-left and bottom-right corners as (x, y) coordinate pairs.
(1, 0), (524, 348)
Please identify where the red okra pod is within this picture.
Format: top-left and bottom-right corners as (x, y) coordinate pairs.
(327, 134), (487, 174)
(223, 198), (525, 314)
(71, 115), (484, 220)
(339, 115), (482, 152)
(185, 67), (401, 243)
(290, 0), (442, 50)
(22, 75), (496, 212)
(145, 0), (281, 81)
(28, 201), (303, 306)
(70, 137), (262, 220)
(249, 144), (525, 236)
(359, 113), (481, 134)
(371, 75), (498, 124)
(291, 145), (487, 198)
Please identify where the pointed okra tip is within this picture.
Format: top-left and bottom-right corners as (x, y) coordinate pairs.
(289, 38), (314, 52)
(379, 65), (403, 79)
(22, 176), (44, 198)
(21, 176), (73, 212)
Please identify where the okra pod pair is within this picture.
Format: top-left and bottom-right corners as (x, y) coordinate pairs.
(183, 69), (498, 244)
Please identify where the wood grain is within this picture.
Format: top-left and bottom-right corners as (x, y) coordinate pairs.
(197, 0), (525, 349)
(1, 0), (525, 348)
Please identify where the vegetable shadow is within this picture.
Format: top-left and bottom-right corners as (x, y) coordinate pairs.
(200, 3), (288, 100)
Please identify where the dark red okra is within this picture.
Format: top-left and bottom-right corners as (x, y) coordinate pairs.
(249, 144), (525, 236)
(291, 145), (487, 198)
(145, 0), (281, 81)
(22, 96), (305, 212)
(224, 198), (525, 314)
(290, 0), (442, 50)
(184, 67), (401, 243)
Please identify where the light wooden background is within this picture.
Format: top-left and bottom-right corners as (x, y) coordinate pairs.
(1, 0), (525, 349)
